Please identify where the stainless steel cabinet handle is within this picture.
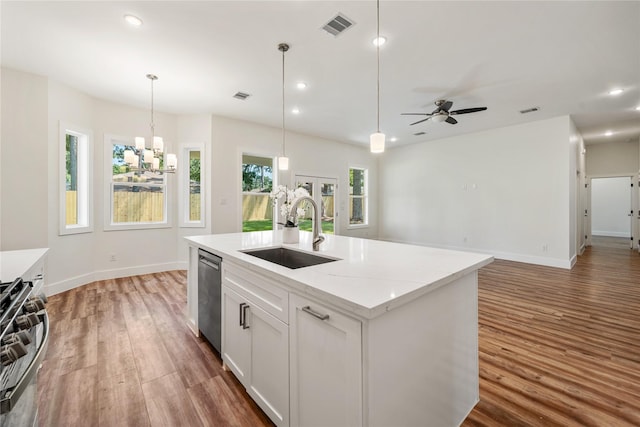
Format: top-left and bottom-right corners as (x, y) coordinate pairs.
(302, 305), (329, 321)
(241, 304), (250, 329)
(239, 302), (246, 326)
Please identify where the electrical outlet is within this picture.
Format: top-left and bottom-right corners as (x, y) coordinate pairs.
(110, 254), (117, 262)
(542, 244), (548, 253)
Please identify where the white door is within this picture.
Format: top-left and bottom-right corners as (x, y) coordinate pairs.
(294, 175), (338, 235)
(222, 286), (251, 386)
(289, 294), (362, 427)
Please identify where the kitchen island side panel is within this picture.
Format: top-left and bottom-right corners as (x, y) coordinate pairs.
(365, 272), (479, 427)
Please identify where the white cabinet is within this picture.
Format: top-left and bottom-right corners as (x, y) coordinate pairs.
(222, 263), (289, 427)
(289, 294), (362, 427)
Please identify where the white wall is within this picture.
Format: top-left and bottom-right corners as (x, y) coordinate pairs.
(379, 116), (574, 268)
(1, 68), (49, 251)
(210, 115), (378, 239)
(586, 141), (639, 176)
(591, 177), (631, 237)
(1, 69), (376, 292)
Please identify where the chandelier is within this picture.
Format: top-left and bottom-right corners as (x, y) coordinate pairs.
(124, 74), (177, 173)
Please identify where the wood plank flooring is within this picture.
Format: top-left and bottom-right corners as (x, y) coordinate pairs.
(37, 271), (274, 427)
(37, 243), (639, 426)
(464, 244), (640, 427)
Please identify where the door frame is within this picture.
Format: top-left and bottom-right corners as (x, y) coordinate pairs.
(585, 174), (637, 249)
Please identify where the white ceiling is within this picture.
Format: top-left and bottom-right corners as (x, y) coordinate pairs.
(2, 1), (639, 148)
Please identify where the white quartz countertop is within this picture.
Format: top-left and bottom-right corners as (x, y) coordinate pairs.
(0, 248), (48, 283)
(186, 232), (493, 319)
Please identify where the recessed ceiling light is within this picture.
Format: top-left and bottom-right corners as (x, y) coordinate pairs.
(291, 108), (300, 114)
(124, 14), (143, 27)
(635, 105), (640, 111)
(605, 130), (613, 137)
(373, 36), (387, 47)
(608, 88), (623, 96)
(296, 82), (307, 90)
(390, 137), (397, 142)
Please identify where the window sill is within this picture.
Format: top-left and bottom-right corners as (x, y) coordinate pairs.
(347, 223), (369, 230)
(104, 222), (171, 231)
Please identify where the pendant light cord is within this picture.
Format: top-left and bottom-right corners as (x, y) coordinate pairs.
(282, 46), (286, 156)
(376, 0), (380, 133)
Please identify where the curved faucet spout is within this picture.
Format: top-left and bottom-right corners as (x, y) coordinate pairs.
(288, 196), (325, 251)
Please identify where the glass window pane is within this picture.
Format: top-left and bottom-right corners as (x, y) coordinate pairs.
(66, 134), (79, 225)
(242, 154), (273, 232)
(189, 151), (201, 221)
(349, 168), (367, 225)
(112, 184), (165, 223)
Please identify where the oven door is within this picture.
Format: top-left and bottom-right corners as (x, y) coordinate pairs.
(0, 312), (49, 427)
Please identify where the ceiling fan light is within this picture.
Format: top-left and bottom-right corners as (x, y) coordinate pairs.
(370, 132), (385, 153)
(432, 114), (448, 123)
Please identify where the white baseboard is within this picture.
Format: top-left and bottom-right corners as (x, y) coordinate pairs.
(375, 237), (573, 269)
(592, 231), (631, 238)
(45, 261), (189, 296)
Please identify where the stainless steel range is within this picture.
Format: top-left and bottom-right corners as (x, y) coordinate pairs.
(0, 277), (48, 427)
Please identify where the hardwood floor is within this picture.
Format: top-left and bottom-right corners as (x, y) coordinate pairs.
(38, 243), (639, 426)
(464, 244), (640, 427)
(37, 271), (274, 427)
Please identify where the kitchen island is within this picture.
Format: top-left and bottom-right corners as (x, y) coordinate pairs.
(186, 231), (492, 427)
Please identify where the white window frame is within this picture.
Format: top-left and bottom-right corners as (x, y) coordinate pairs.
(104, 134), (169, 231)
(59, 122), (93, 235)
(348, 166), (369, 229)
(179, 143), (205, 228)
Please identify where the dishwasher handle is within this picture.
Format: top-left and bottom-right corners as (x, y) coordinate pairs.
(199, 257), (220, 270)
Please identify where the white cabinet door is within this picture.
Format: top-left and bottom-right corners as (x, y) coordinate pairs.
(222, 286), (251, 386)
(247, 302), (289, 427)
(290, 294), (363, 427)
(223, 285), (289, 426)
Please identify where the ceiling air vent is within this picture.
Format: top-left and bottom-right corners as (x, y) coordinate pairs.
(322, 13), (355, 36)
(233, 92), (251, 100)
(520, 107), (539, 114)
(413, 131), (426, 136)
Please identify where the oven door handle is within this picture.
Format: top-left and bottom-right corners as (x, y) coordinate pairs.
(0, 311), (49, 415)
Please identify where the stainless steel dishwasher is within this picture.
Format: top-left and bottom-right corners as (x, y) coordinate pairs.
(197, 249), (222, 353)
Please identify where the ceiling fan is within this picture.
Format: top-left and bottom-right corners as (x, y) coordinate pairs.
(402, 100), (487, 126)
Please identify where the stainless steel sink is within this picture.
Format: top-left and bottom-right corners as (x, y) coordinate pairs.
(241, 247), (340, 269)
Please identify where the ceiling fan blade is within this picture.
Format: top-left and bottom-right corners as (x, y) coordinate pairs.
(445, 116), (458, 125)
(438, 100), (453, 112)
(409, 117), (431, 126)
(401, 113), (431, 116)
(449, 107), (487, 115)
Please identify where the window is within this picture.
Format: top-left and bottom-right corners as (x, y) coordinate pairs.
(349, 167), (368, 227)
(59, 123), (93, 235)
(104, 135), (168, 230)
(179, 144), (205, 227)
(242, 154), (274, 232)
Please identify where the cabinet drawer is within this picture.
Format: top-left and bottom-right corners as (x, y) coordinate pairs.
(223, 262), (289, 324)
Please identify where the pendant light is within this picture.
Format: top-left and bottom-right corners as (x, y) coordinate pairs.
(125, 74), (177, 173)
(278, 43), (290, 170)
(370, 0), (385, 153)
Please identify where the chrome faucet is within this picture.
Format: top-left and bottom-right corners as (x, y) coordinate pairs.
(288, 196), (325, 251)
